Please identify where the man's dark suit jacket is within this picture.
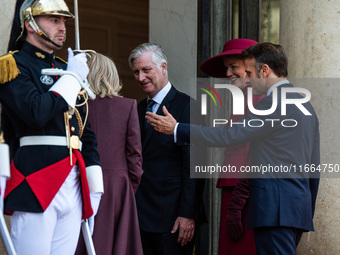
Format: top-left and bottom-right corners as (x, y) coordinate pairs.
(136, 85), (203, 233)
(178, 83), (320, 232)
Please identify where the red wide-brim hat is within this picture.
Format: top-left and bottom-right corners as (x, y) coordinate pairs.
(200, 38), (258, 78)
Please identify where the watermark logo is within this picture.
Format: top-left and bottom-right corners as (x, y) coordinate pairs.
(197, 82), (222, 115)
(198, 82), (312, 128)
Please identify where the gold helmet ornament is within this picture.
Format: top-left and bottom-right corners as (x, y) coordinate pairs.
(18, 0), (74, 48)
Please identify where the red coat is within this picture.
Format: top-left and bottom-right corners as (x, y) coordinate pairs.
(76, 96), (143, 255)
(216, 88), (264, 255)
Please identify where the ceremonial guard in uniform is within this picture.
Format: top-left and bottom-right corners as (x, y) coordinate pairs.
(0, 0), (104, 254)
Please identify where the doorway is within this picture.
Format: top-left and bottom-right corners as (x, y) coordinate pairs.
(62, 0), (149, 102)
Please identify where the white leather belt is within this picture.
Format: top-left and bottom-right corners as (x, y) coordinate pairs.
(19, 135), (82, 150)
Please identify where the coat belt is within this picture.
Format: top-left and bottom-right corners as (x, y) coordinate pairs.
(19, 135), (82, 150)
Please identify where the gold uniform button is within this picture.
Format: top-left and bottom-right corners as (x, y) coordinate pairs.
(71, 127), (76, 132)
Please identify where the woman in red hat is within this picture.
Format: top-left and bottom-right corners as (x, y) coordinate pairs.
(200, 38), (264, 255)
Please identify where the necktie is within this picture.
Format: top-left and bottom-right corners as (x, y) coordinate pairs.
(146, 99), (156, 114)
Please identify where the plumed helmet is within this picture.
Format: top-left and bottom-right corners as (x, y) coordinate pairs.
(17, 0), (74, 45)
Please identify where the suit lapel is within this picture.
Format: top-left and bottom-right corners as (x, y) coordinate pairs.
(142, 86), (177, 150)
(138, 98), (147, 131)
(156, 86), (176, 115)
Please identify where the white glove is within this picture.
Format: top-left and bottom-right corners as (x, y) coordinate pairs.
(0, 176), (7, 211)
(88, 192), (102, 235)
(66, 48), (89, 82)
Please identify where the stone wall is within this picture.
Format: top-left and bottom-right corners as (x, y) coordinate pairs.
(280, 1), (340, 254)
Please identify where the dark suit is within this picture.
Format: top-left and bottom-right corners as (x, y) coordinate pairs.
(136, 85), (203, 255)
(177, 83), (320, 254)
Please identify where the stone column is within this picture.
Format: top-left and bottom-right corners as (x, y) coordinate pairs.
(149, 0), (197, 96)
(208, 1), (232, 254)
(0, 0), (15, 54)
(280, 1), (340, 254)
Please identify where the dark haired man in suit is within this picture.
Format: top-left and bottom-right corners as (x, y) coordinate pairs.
(146, 42), (320, 255)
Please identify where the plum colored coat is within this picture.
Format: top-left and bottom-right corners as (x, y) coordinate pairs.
(76, 96), (143, 255)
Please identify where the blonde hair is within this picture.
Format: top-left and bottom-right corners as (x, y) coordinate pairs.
(87, 52), (122, 98)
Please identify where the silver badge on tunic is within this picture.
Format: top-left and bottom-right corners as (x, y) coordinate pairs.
(40, 75), (54, 85)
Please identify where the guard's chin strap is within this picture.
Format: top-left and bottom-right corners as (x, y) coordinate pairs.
(39, 31), (63, 48)
(28, 12), (64, 48)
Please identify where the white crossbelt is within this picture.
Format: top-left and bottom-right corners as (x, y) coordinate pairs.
(19, 136), (82, 150)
